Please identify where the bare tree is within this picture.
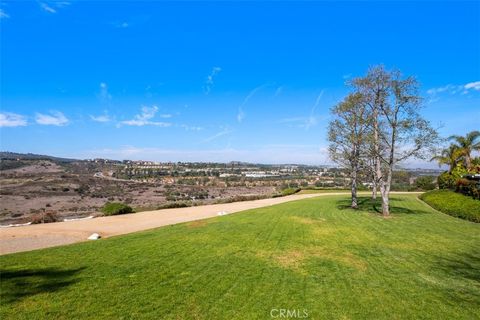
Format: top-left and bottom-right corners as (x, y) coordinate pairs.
(328, 93), (370, 208)
(374, 69), (438, 215)
(338, 65), (439, 216)
(351, 66), (390, 201)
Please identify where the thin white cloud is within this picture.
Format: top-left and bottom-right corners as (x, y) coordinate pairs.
(203, 127), (233, 143)
(237, 84), (268, 123)
(0, 112), (27, 127)
(39, 2), (57, 13)
(90, 114), (111, 123)
(39, 1), (70, 14)
(180, 124), (203, 131)
(465, 81), (480, 91)
(279, 90), (324, 130)
(0, 9), (9, 19)
(120, 105), (171, 127)
(98, 82), (112, 103)
(427, 81), (480, 97)
(274, 86), (284, 97)
(237, 108), (245, 123)
(117, 22), (129, 28)
(426, 84), (461, 95)
(35, 111), (69, 126)
(204, 67), (222, 94)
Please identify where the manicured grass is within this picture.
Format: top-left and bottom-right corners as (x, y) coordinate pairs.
(1, 195), (479, 319)
(420, 189), (480, 223)
(298, 188), (352, 194)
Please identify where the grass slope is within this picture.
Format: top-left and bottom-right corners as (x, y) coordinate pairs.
(1, 195), (479, 319)
(420, 189), (480, 223)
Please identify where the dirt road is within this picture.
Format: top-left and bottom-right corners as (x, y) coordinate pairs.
(0, 192), (420, 255)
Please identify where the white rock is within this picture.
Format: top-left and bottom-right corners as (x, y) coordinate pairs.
(88, 233), (101, 240)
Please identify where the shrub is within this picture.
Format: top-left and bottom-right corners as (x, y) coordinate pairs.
(419, 190), (480, 223)
(415, 176), (436, 191)
(456, 178), (480, 200)
(156, 202), (190, 209)
(437, 165), (468, 189)
(281, 188), (301, 196)
(101, 202), (134, 216)
(31, 211), (59, 224)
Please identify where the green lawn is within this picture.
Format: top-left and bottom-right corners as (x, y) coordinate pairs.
(1, 195), (479, 319)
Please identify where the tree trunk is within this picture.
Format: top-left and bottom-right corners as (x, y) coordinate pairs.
(466, 154), (472, 171)
(371, 170), (377, 200)
(351, 166), (358, 209)
(381, 159), (393, 216)
(373, 112), (382, 205)
(380, 187), (389, 216)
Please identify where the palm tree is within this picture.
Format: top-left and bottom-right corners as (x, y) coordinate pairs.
(449, 131), (480, 170)
(430, 144), (462, 173)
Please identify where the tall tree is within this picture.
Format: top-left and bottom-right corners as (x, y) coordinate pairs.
(328, 92), (370, 208)
(351, 66), (390, 201)
(350, 66), (438, 216)
(448, 131), (480, 170)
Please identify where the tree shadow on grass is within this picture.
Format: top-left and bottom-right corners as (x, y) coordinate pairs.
(336, 197), (429, 215)
(0, 267), (86, 304)
(433, 251), (480, 283)
(431, 250), (480, 306)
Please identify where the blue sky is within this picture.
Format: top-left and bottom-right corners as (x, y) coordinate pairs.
(0, 1), (479, 166)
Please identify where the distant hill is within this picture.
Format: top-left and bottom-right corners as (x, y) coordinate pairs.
(0, 152), (78, 163)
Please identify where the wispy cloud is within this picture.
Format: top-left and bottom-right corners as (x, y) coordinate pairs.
(274, 86), (284, 97)
(180, 124), (203, 131)
(39, 1), (70, 14)
(465, 81), (480, 91)
(426, 84), (462, 95)
(113, 21), (129, 28)
(279, 90), (324, 130)
(98, 82), (112, 104)
(0, 112), (27, 127)
(427, 81), (480, 97)
(237, 84), (268, 123)
(35, 111), (69, 126)
(90, 113), (112, 123)
(204, 67), (221, 94)
(203, 127), (233, 142)
(120, 105), (171, 127)
(40, 2), (56, 13)
(0, 9), (9, 19)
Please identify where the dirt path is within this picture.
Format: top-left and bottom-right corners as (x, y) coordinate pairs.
(0, 192), (421, 255)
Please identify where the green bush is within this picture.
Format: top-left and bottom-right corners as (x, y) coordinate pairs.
(281, 188), (301, 196)
(419, 190), (480, 223)
(437, 165), (468, 189)
(101, 202), (134, 216)
(415, 176), (436, 191)
(156, 202), (191, 209)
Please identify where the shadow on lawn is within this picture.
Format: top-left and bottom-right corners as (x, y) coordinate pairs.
(0, 267), (86, 304)
(434, 251), (480, 283)
(336, 197), (429, 215)
(432, 250), (480, 306)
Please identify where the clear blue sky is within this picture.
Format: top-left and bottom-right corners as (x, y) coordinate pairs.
(1, 1), (479, 166)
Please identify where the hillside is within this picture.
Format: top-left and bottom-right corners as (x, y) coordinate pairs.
(1, 194), (478, 319)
